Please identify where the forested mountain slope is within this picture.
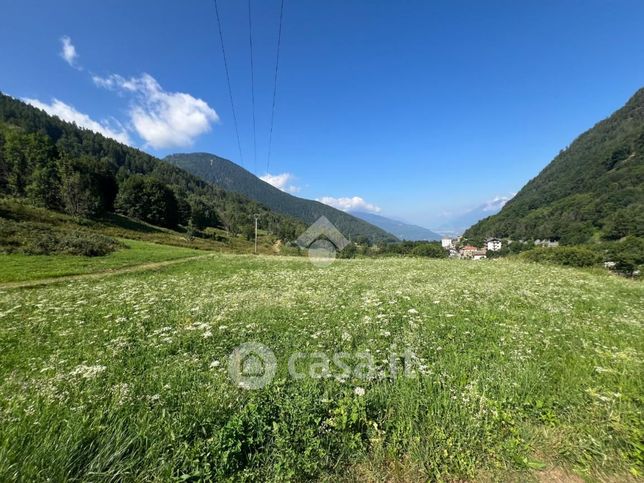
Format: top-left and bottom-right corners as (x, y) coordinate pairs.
(0, 93), (304, 240)
(465, 88), (644, 244)
(166, 153), (397, 243)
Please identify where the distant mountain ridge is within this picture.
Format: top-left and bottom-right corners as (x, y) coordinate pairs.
(349, 211), (441, 241)
(465, 88), (644, 244)
(166, 153), (397, 242)
(436, 197), (511, 236)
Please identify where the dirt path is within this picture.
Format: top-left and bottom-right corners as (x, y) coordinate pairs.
(0, 253), (218, 291)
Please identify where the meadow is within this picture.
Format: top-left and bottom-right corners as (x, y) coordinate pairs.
(0, 255), (642, 481)
(0, 239), (203, 284)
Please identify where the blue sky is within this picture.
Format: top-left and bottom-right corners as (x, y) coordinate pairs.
(1, 0), (643, 228)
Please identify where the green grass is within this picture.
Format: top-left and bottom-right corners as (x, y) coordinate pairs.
(0, 197), (289, 255)
(0, 239), (202, 283)
(0, 256), (642, 481)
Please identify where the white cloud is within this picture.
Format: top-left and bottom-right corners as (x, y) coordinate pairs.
(481, 193), (515, 212)
(24, 98), (132, 145)
(92, 73), (218, 149)
(60, 36), (80, 68)
(317, 196), (381, 213)
(260, 173), (300, 194)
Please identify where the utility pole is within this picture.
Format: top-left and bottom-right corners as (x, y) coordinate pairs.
(253, 213), (260, 254)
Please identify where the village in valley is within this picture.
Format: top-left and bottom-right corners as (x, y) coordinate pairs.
(440, 236), (560, 260)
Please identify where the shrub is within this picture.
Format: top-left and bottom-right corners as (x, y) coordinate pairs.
(520, 246), (602, 268)
(0, 219), (124, 256)
(411, 243), (448, 258)
(56, 231), (124, 256)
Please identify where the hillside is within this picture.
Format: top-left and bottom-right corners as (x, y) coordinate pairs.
(465, 88), (644, 244)
(0, 93), (304, 241)
(166, 153), (397, 243)
(349, 211), (441, 241)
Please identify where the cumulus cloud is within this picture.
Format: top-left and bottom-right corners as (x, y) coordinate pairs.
(260, 173), (300, 194)
(92, 73), (218, 149)
(60, 36), (80, 68)
(317, 196), (381, 213)
(481, 193), (515, 212)
(24, 98), (132, 145)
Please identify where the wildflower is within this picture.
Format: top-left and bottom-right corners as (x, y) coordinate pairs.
(354, 387), (365, 396)
(408, 308), (418, 314)
(70, 364), (107, 379)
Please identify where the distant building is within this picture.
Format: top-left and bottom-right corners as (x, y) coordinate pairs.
(534, 239), (560, 248)
(486, 238), (502, 251)
(460, 245), (479, 258)
(441, 237), (453, 249)
(459, 245), (487, 260)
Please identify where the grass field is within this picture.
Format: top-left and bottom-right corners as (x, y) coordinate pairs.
(0, 255), (642, 481)
(0, 239), (203, 284)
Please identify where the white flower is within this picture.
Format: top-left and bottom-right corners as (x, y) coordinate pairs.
(70, 364), (107, 379)
(354, 387), (365, 397)
(408, 308), (418, 314)
(210, 360), (221, 368)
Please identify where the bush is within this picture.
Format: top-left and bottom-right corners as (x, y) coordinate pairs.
(411, 243), (448, 258)
(0, 219), (124, 256)
(520, 246), (602, 268)
(55, 231), (124, 256)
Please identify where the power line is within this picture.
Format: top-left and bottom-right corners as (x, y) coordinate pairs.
(267, 0), (284, 173)
(213, 0), (245, 167)
(248, 0), (257, 173)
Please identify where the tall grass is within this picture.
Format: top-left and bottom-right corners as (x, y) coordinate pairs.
(0, 256), (641, 480)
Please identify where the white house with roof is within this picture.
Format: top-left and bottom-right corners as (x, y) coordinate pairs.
(441, 237), (454, 249)
(486, 238), (502, 251)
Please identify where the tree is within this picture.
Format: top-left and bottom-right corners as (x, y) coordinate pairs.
(3, 130), (29, 196)
(60, 170), (97, 217)
(115, 175), (179, 228)
(27, 162), (61, 209)
(59, 155), (116, 217)
(174, 191), (192, 227)
(0, 129), (6, 193)
(189, 195), (221, 230)
(603, 205), (644, 240)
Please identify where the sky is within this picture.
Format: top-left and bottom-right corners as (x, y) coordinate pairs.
(1, 0), (643, 229)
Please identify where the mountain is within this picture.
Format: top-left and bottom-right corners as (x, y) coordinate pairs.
(435, 196), (512, 236)
(465, 88), (644, 244)
(0, 93), (305, 239)
(166, 153), (397, 243)
(349, 211), (441, 241)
